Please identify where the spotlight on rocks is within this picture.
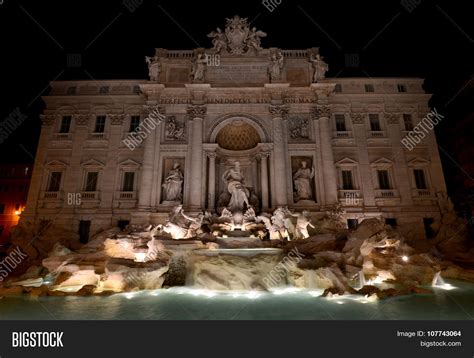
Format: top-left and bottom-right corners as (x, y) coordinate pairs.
(134, 250), (148, 263)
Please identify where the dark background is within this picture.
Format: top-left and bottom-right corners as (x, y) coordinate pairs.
(0, 0), (472, 214)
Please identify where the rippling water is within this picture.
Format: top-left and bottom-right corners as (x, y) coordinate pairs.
(1, 280), (473, 320)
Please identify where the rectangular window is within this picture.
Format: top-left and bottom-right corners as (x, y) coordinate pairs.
(129, 116), (141, 132)
(397, 84), (407, 93)
(47, 172), (62, 192)
(335, 114), (346, 131)
(369, 114), (381, 131)
(341, 170), (354, 190)
(85, 172), (99, 192)
(94, 116), (106, 133)
(67, 86), (77, 95)
(364, 84), (374, 92)
(0, 203), (5, 214)
(133, 85), (141, 94)
(334, 84), (342, 93)
(414, 169), (427, 189)
(99, 86), (109, 94)
(377, 170), (390, 189)
(403, 114), (413, 131)
(122, 172), (135, 192)
(59, 116), (72, 133)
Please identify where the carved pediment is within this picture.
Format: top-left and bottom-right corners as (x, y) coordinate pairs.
(119, 159), (141, 169)
(335, 157), (359, 166)
(408, 157), (430, 167)
(81, 159), (105, 168)
(371, 157), (393, 167)
(45, 160), (68, 168)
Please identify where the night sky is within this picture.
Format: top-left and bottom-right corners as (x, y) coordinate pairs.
(0, 0), (472, 209)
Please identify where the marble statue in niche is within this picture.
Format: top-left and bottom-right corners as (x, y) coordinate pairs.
(309, 53), (328, 83)
(191, 53), (207, 82)
(289, 117), (310, 139)
(268, 51), (284, 82)
(222, 161), (250, 211)
(165, 116), (185, 141)
(293, 160), (315, 201)
(162, 162), (184, 202)
(145, 56), (161, 82)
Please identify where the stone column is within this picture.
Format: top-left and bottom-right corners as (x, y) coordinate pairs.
(187, 105), (206, 210)
(206, 152), (216, 211)
(138, 105), (163, 210)
(351, 113), (376, 207)
(258, 152), (270, 210)
(269, 105), (289, 207)
(312, 104), (338, 205)
(385, 112), (413, 205)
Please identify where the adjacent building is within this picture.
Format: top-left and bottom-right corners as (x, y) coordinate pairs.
(0, 164), (32, 245)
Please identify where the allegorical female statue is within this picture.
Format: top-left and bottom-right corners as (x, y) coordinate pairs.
(145, 55), (161, 82)
(162, 162), (184, 202)
(293, 160), (315, 201)
(191, 53), (207, 82)
(222, 161), (250, 211)
(309, 53), (328, 83)
(268, 51), (284, 82)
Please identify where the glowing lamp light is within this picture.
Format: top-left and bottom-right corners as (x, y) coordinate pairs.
(401, 255), (409, 262)
(14, 210), (21, 216)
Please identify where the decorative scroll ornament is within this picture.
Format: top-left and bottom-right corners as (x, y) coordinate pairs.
(385, 112), (400, 124)
(40, 114), (59, 126)
(75, 114), (92, 126)
(351, 113), (365, 124)
(207, 15), (267, 55)
(187, 105), (207, 119)
(109, 114), (126, 125)
(310, 105), (331, 119)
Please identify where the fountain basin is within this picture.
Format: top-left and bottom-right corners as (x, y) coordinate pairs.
(193, 248), (283, 257)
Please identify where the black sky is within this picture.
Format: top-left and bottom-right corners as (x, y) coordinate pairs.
(0, 0), (472, 198)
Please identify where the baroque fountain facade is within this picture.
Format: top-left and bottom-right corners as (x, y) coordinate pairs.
(3, 16), (473, 299)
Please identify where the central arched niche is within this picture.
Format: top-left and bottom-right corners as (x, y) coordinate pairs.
(215, 120), (261, 150)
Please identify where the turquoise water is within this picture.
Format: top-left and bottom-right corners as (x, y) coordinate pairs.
(1, 280), (473, 320)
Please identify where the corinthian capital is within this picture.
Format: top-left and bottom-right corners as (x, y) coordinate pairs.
(311, 105), (331, 120)
(269, 105), (289, 118)
(143, 105), (166, 123)
(187, 105), (207, 119)
(40, 114), (59, 126)
(109, 114), (126, 125)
